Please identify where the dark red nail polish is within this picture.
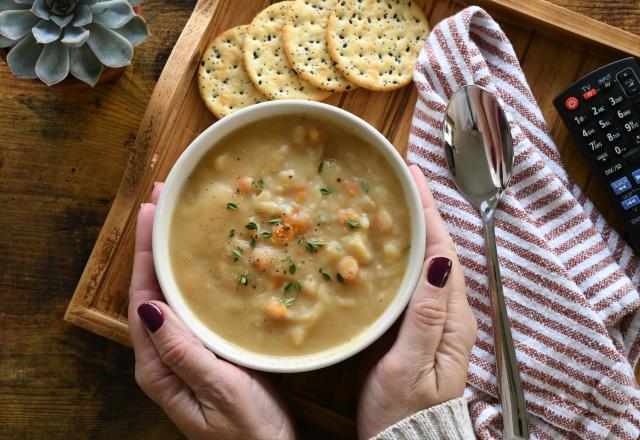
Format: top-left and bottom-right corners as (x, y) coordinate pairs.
(426, 257), (452, 288)
(138, 302), (164, 333)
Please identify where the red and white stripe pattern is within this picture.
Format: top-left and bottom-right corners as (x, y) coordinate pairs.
(409, 7), (640, 439)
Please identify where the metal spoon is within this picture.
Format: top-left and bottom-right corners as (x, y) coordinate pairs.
(442, 84), (529, 440)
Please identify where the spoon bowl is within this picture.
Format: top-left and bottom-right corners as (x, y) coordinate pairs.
(443, 84), (514, 216)
(443, 84), (529, 440)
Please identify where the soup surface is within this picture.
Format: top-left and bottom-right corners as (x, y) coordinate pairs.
(170, 115), (411, 356)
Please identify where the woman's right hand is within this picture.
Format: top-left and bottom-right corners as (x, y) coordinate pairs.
(357, 165), (478, 438)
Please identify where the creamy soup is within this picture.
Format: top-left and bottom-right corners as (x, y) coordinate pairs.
(170, 115), (411, 356)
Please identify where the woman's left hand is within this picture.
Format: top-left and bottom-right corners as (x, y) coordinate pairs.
(128, 183), (296, 440)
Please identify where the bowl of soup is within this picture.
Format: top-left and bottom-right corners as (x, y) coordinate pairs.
(153, 100), (426, 372)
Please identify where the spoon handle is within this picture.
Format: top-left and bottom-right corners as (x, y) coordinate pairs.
(483, 216), (530, 440)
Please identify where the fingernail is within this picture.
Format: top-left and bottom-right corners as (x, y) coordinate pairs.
(153, 181), (158, 188)
(137, 302), (164, 333)
(426, 257), (452, 288)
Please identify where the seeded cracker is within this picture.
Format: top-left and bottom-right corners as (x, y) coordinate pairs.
(326, 0), (429, 91)
(283, 0), (354, 92)
(198, 25), (267, 119)
(243, 1), (331, 101)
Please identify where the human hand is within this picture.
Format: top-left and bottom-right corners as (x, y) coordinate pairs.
(129, 183), (296, 440)
(357, 165), (477, 438)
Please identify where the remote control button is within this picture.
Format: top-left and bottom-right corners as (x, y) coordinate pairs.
(618, 68), (633, 81)
(614, 145), (629, 155)
(630, 215), (640, 226)
(611, 176), (632, 195)
(624, 79), (640, 96)
(597, 73), (613, 90)
(582, 88), (597, 100)
(622, 195), (640, 210)
(582, 126), (597, 138)
(617, 66), (640, 95)
(597, 117), (613, 129)
(588, 138), (604, 152)
(608, 91), (625, 107)
(590, 103), (606, 116)
(617, 106), (633, 120)
(595, 151), (611, 163)
(603, 161), (623, 176)
(623, 119), (640, 133)
(633, 169), (640, 184)
(624, 147), (640, 167)
(605, 129), (622, 143)
(565, 96), (579, 110)
(634, 134), (640, 146)
(572, 112), (588, 126)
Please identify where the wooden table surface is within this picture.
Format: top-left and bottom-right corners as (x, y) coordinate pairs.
(1, 1), (639, 438)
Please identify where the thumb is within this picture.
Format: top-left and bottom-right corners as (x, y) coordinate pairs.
(137, 300), (222, 394)
(391, 256), (453, 366)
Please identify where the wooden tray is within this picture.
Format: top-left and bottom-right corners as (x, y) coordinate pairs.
(65, 0), (640, 437)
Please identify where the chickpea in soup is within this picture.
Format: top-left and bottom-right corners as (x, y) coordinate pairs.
(170, 115), (411, 356)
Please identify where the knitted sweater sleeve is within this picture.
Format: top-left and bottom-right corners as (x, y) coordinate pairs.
(371, 397), (475, 440)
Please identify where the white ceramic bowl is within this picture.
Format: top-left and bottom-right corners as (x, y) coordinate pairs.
(153, 100), (426, 373)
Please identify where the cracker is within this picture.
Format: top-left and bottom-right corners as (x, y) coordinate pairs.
(243, 1), (331, 101)
(198, 25), (267, 119)
(326, 0), (429, 91)
(283, 0), (354, 92)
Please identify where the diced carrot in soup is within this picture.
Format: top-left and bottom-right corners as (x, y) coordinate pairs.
(251, 248), (271, 272)
(286, 209), (311, 232)
(337, 208), (360, 225)
(236, 176), (254, 193)
(295, 188), (306, 203)
(265, 297), (288, 320)
(340, 178), (359, 196)
(273, 222), (295, 243)
(338, 256), (359, 281)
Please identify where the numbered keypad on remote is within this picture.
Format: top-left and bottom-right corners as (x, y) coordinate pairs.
(554, 57), (640, 252)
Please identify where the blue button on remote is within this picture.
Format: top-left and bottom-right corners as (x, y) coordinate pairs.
(633, 169), (640, 184)
(622, 195), (640, 210)
(611, 176), (632, 194)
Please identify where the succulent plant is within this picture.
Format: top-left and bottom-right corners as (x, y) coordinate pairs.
(0, 0), (150, 86)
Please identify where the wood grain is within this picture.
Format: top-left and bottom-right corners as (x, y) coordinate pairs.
(2, 1), (640, 439)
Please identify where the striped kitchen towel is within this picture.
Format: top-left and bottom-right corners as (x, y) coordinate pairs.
(409, 6), (640, 439)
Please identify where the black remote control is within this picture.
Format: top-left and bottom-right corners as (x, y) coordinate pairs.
(554, 57), (640, 252)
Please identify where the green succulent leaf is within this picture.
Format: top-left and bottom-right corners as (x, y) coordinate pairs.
(90, 0), (134, 29)
(61, 25), (88, 46)
(32, 19), (61, 44)
(6, 33), (41, 78)
(86, 21), (132, 67)
(1, 0), (31, 11)
(0, 10), (40, 39)
(36, 39), (70, 85)
(49, 0), (78, 16)
(0, 34), (14, 47)
(69, 43), (103, 86)
(31, 0), (50, 19)
(50, 12), (73, 27)
(113, 14), (148, 47)
(71, 3), (90, 26)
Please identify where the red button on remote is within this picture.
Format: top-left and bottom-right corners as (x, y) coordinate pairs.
(565, 96), (579, 110)
(583, 88), (597, 100)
